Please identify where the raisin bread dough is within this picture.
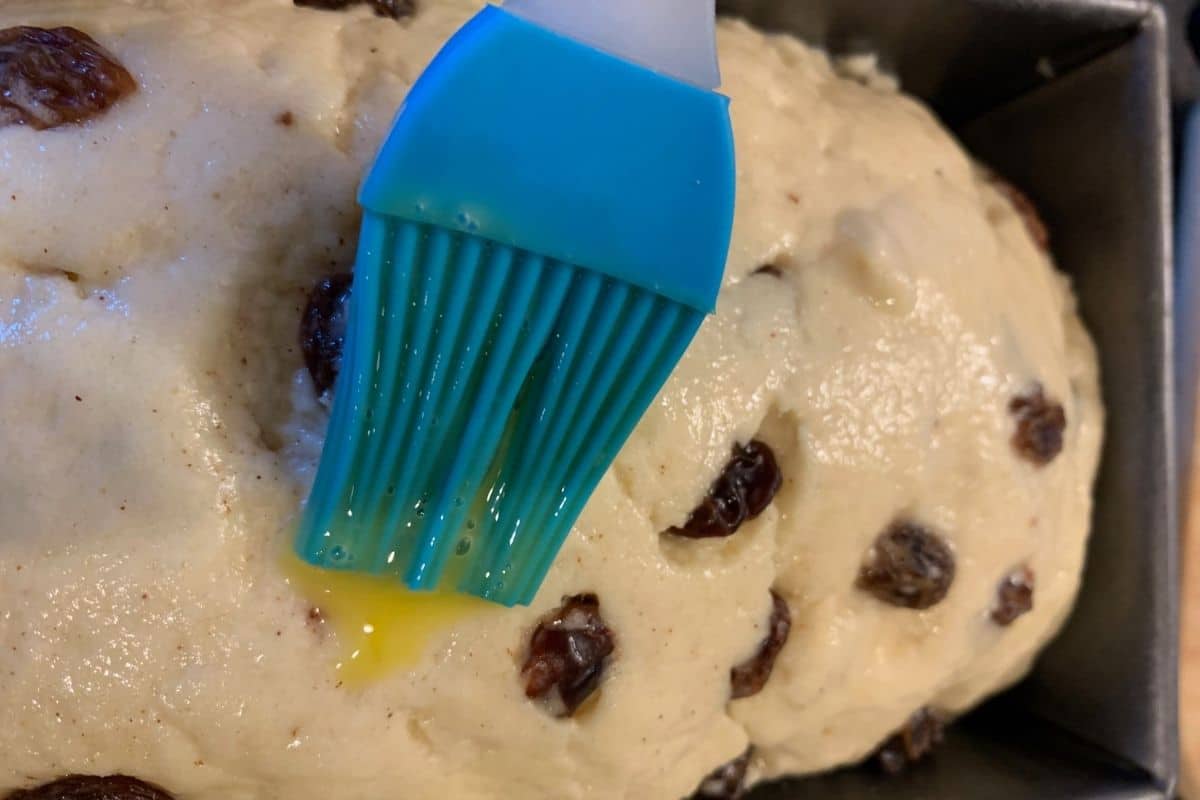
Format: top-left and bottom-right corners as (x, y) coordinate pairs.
(0, 1), (1103, 797)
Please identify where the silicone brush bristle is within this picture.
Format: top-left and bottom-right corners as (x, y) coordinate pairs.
(297, 213), (704, 607)
(296, 4), (734, 606)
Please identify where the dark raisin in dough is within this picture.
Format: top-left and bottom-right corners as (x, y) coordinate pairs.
(991, 177), (1050, 251)
(991, 565), (1035, 626)
(874, 708), (945, 775)
(668, 440), (782, 539)
(0, 27), (137, 130)
(689, 748), (753, 800)
(7, 776), (174, 800)
(300, 273), (352, 395)
(366, 0), (417, 18)
(294, 0), (417, 19)
(857, 521), (955, 610)
(1009, 384), (1066, 466)
(522, 593), (615, 717)
(730, 590), (791, 699)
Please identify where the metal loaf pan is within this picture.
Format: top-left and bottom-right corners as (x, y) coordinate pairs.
(713, 1), (1178, 797)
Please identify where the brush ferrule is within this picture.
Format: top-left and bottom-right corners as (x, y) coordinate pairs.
(502, 0), (720, 90)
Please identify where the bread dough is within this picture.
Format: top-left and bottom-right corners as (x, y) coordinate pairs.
(0, 1), (1103, 797)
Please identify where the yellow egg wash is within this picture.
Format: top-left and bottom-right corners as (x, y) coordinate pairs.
(283, 553), (491, 685)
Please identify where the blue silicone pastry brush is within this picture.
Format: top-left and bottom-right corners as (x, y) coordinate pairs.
(296, 0), (736, 606)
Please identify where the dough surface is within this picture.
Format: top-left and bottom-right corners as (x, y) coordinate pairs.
(0, 2), (1103, 797)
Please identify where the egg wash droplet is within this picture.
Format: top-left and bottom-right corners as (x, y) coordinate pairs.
(282, 552), (491, 685)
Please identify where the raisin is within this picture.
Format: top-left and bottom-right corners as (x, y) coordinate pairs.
(6, 776), (174, 800)
(1009, 384), (1066, 466)
(366, 0), (417, 18)
(689, 748), (753, 800)
(730, 590), (791, 699)
(991, 565), (1035, 626)
(300, 273), (352, 396)
(874, 708), (945, 775)
(294, 0), (417, 19)
(991, 177), (1050, 251)
(857, 521), (955, 610)
(522, 594), (615, 717)
(0, 27), (136, 130)
(668, 441), (782, 539)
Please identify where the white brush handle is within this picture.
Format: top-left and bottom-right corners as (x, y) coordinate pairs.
(501, 0), (720, 90)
